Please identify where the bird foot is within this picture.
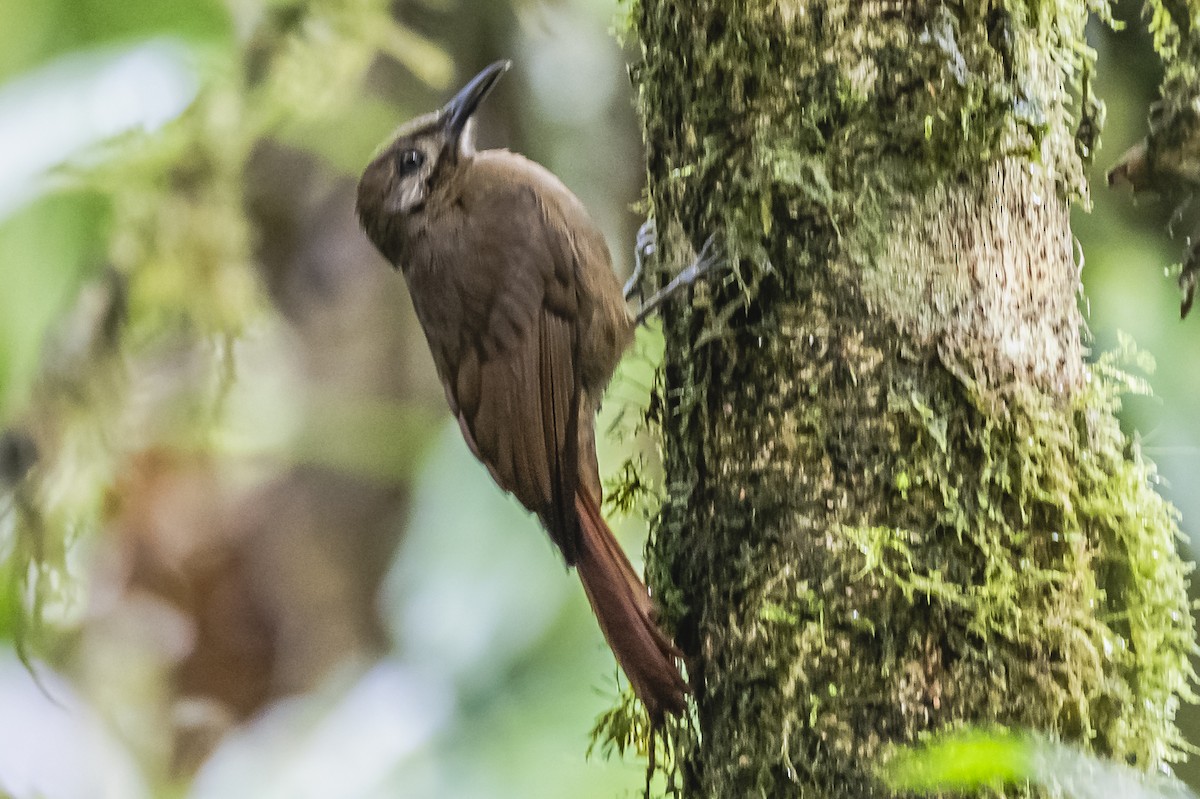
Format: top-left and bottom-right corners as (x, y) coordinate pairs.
(623, 219), (658, 303)
(633, 233), (722, 326)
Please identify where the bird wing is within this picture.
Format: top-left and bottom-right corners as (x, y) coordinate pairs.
(435, 169), (586, 563)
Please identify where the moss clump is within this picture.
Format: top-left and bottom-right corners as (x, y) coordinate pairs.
(607, 1), (1196, 797)
(634, 301), (1192, 796)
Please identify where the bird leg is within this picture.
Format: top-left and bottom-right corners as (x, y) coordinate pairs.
(623, 218), (658, 304)
(633, 232), (722, 326)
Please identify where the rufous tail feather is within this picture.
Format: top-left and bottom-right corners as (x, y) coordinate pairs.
(574, 490), (688, 721)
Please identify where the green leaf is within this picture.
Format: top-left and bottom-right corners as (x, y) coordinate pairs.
(882, 728), (1029, 791)
(880, 728), (1198, 799)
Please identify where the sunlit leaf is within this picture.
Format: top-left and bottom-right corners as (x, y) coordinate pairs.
(881, 728), (1197, 799)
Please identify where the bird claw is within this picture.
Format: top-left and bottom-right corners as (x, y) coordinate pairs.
(633, 232), (723, 325)
(624, 219), (658, 303)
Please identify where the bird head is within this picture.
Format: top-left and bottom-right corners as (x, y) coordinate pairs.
(356, 60), (511, 264)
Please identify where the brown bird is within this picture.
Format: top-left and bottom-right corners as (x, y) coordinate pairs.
(356, 60), (688, 719)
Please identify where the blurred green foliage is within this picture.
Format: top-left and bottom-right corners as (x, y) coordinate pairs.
(882, 728), (1197, 799)
(0, 0), (652, 797)
(0, 0), (229, 78)
(0, 194), (107, 416)
(882, 728), (1030, 792)
(1080, 2), (1200, 536)
(0, 0), (229, 417)
(0, 0), (1195, 797)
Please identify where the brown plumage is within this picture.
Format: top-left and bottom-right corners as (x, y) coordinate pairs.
(355, 61), (687, 719)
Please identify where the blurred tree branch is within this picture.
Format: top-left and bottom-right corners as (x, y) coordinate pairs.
(1108, 0), (1200, 315)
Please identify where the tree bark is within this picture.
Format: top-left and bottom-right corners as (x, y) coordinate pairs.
(627, 3), (1195, 796)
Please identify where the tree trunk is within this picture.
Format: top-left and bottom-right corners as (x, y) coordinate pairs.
(628, 3), (1195, 796)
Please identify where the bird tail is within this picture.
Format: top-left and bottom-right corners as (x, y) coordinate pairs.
(574, 489), (688, 720)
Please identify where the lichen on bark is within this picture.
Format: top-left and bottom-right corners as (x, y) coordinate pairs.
(601, 2), (1197, 797)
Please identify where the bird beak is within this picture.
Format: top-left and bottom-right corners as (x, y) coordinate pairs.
(443, 60), (511, 148)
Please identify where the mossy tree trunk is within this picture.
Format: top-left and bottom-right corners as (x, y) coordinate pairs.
(630, 3), (1195, 797)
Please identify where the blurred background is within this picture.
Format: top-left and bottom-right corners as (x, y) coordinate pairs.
(0, 1), (1194, 798)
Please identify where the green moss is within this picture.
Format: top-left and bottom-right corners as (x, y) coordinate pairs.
(867, 342), (1193, 764)
(624, 2), (1114, 332)
(612, 2), (1195, 797)
(633, 315), (1192, 796)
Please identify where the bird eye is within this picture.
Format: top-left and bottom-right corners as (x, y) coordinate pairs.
(396, 148), (425, 176)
